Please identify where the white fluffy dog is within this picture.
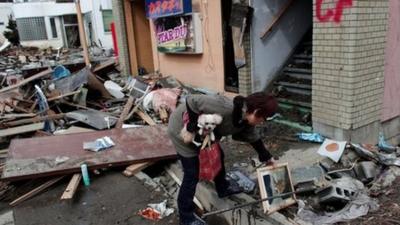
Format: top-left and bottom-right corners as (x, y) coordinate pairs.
(197, 114), (223, 142)
(181, 114), (223, 146)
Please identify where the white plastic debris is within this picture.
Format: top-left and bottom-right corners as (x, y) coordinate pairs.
(83, 136), (115, 152)
(148, 200), (174, 218)
(317, 139), (347, 163)
(55, 156), (70, 165)
(104, 80), (125, 99)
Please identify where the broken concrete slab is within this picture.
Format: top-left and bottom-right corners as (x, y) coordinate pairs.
(167, 163), (295, 225)
(2, 125), (176, 181)
(276, 144), (323, 169)
(354, 161), (379, 183)
(0, 210), (14, 225)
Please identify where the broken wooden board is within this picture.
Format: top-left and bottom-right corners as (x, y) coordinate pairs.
(122, 162), (152, 177)
(93, 59), (117, 73)
(136, 110), (156, 126)
(116, 96), (134, 129)
(2, 125), (176, 181)
(0, 68), (52, 94)
(53, 126), (95, 135)
(61, 174), (81, 200)
(0, 122), (45, 138)
(10, 176), (65, 206)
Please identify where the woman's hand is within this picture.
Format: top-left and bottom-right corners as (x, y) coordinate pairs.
(180, 127), (195, 144)
(265, 158), (277, 167)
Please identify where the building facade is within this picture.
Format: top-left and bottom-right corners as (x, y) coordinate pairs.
(11, 0), (113, 49)
(115, 0), (399, 144)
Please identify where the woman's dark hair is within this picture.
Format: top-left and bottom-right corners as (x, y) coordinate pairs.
(234, 92), (278, 119)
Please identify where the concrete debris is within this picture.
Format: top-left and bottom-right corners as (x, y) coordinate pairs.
(226, 170), (256, 193)
(297, 192), (379, 225)
(0, 45), (399, 225)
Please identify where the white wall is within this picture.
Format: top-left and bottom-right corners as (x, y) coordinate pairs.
(13, 2), (75, 18)
(12, 0), (113, 49)
(0, 3), (13, 44)
(89, 0), (112, 49)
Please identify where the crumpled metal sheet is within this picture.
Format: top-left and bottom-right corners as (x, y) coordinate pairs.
(297, 192), (379, 225)
(54, 67), (88, 94)
(66, 109), (117, 130)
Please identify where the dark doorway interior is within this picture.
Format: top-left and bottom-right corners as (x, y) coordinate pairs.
(221, 0), (239, 93)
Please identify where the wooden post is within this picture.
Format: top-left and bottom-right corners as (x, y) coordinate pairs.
(75, 0), (91, 66)
(123, 0), (138, 76)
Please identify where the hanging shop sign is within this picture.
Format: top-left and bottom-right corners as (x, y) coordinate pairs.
(153, 13), (202, 54)
(145, 0), (192, 19)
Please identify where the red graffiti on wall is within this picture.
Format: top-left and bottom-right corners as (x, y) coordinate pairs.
(316, 0), (353, 23)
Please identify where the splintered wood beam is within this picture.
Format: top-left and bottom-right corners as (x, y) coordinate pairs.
(61, 174), (82, 200)
(116, 96), (134, 128)
(10, 176), (65, 206)
(0, 122), (45, 138)
(122, 162), (152, 177)
(0, 68), (52, 94)
(136, 110), (156, 126)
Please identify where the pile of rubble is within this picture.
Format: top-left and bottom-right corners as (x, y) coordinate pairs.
(0, 46), (399, 224)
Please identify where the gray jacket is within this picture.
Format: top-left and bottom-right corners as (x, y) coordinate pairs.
(167, 94), (262, 158)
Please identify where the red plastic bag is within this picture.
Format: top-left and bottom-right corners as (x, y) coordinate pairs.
(199, 142), (222, 181)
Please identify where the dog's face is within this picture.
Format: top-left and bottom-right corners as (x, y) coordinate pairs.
(198, 114), (223, 130)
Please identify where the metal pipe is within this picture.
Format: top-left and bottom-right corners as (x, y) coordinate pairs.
(201, 191), (298, 219)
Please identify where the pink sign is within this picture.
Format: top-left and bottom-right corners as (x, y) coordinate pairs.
(157, 24), (188, 44)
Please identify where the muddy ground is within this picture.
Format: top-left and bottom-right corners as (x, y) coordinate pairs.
(0, 170), (180, 225)
(222, 121), (313, 169)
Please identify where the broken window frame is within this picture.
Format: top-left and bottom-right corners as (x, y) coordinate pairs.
(16, 17), (48, 41)
(101, 9), (113, 33)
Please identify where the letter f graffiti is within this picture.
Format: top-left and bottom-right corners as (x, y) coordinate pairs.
(316, 0), (353, 23)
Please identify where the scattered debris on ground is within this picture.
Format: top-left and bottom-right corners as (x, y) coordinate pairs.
(0, 45), (399, 225)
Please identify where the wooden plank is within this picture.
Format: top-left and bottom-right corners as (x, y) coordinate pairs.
(260, 0), (294, 39)
(124, 0), (139, 76)
(53, 126), (95, 135)
(3, 125), (176, 181)
(122, 162), (152, 177)
(75, 0), (90, 66)
(0, 122), (45, 138)
(2, 114), (65, 127)
(115, 96), (134, 128)
(132, 0), (154, 73)
(10, 176), (64, 206)
(60, 174), (82, 200)
(0, 149), (8, 154)
(135, 110), (156, 126)
(159, 107), (169, 123)
(93, 59), (116, 73)
(47, 90), (81, 102)
(0, 68), (52, 94)
(0, 113), (36, 120)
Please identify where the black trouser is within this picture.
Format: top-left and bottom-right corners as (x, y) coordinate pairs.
(177, 148), (229, 223)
